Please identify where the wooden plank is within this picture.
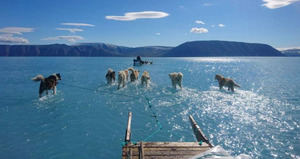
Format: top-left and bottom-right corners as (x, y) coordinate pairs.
(125, 142), (209, 147)
(189, 115), (213, 147)
(125, 112), (132, 142)
(139, 142), (144, 159)
(124, 147), (210, 152)
(122, 142), (211, 158)
(131, 150), (207, 156)
(129, 156), (198, 159)
(122, 145), (133, 159)
(123, 155), (198, 159)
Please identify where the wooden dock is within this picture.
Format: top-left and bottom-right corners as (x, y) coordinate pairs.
(122, 112), (213, 159)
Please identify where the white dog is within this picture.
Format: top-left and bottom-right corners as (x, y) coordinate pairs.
(141, 71), (150, 87)
(118, 71), (127, 89)
(169, 72), (183, 89)
(128, 67), (139, 82)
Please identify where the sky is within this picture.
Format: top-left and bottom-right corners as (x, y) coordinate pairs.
(0, 0), (299, 49)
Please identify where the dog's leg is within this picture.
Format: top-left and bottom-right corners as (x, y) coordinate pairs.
(39, 86), (43, 98)
(171, 80), (175, 88)
(218, 83), (223, 90)
(53, 86), (56, 95)
(231, 86), (234, 92)
(117, 82), (121, 89)
(142, 79), (145, 86)
(178, 82), (182, 89)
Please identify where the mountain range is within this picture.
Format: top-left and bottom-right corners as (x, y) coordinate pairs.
(0, 40), (284, 57)
(280, 49), (300, 56)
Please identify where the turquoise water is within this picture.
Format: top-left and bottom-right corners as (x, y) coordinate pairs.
(0, 57), (299, 159)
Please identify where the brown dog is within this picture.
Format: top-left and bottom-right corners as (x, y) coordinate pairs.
(128, 67), (139, 82)
(141, 71), (150, 87)
(215, 74), (240, 92)
(32, 73), (61, 97)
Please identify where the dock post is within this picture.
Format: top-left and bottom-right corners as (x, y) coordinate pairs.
(125, 112), (132, 143)
(189, 115), (213, 147)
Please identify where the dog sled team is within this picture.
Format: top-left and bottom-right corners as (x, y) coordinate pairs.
(32, 69), (240, 98)
(106, 67), (183, 90)
(105, 68), (240, 91)
(106, 67), (151, 89)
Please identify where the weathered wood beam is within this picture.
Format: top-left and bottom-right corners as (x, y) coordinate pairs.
(125, 112), (132, 143)
(139, 142), (144, 159)
(189, 115), (213, 147)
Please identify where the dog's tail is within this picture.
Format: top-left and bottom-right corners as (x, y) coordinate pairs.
(32, 75), (44, 82)
(234, 82), (240, 88)
(128, 67), (135, 72)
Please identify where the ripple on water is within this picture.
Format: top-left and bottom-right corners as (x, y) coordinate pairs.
(190, 145), (251, 159)
(118, 85), (297, 158)
(27, 80), (298, 158)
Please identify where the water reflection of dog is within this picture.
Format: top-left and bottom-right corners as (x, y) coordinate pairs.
(32, 73), (61, 98)
(215, 74), (240, 92)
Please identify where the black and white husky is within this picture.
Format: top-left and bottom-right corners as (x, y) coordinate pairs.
(32, 73), (61, 98)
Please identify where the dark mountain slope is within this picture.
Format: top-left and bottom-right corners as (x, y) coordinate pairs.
(165, 41), (283, 57)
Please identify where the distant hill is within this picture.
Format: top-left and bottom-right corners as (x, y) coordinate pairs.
(281, 49), (300, 56)
(0, 43), (172, 57)
(165, 41), (284, 57)
(0, 41), (284, 57)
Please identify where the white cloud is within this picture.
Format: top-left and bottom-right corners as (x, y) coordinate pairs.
(190, 27), (208, 34)
(0, 34), (29, 44)
(0, 27), (34, 35)
(195, 20), (205, 25)
(218, 24), (225, 27)
(61, 23), (95, 27)
(42, 35), (84, 42)
(155, 33), (161, 35)
(56, 28), (84, 33)
(203, 3), (213, 6)
(262, 0), (300, 9)
(105, 11), (169, 21)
